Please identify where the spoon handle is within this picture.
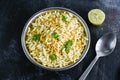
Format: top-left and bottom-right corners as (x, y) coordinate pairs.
(79, 56), (99, 80)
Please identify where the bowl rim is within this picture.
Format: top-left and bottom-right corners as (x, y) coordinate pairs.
(21, 7), (91, 71)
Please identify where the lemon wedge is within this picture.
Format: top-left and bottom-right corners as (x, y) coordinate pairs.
(88, 9), (105, 26)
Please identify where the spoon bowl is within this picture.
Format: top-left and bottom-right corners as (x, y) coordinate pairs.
(95, 33), (117, 57)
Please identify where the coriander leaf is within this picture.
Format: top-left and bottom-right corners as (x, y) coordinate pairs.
(49, 54), (57, 61)
(51, 32), (59, 39)
(32, 34), (41, 41)
(64, 40), (73, 51)
(62, 15), (67, 22)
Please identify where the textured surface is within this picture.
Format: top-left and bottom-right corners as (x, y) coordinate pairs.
(0, 0), (120, 80)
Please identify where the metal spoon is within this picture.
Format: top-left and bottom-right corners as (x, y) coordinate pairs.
(79, 32), (117, 80)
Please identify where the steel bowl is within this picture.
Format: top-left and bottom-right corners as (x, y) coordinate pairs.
(21, 7), (91, 71)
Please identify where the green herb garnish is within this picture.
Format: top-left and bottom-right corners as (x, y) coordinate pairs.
(63, 40), (73, 51)
(49, 54), (57, 61)
(62, 15), (67, 22)
(51, 32), (59, 39)
(32, 34), (41, 41)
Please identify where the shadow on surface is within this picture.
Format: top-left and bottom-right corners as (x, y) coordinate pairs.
(116, 67), (120, 80)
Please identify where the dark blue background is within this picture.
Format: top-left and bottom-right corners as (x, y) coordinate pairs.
(0, 0), (120, 80)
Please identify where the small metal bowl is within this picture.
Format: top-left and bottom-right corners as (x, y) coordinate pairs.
(21, 7), (91, 71)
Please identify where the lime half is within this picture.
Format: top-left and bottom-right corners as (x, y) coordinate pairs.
(88, 9), (105, 26)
